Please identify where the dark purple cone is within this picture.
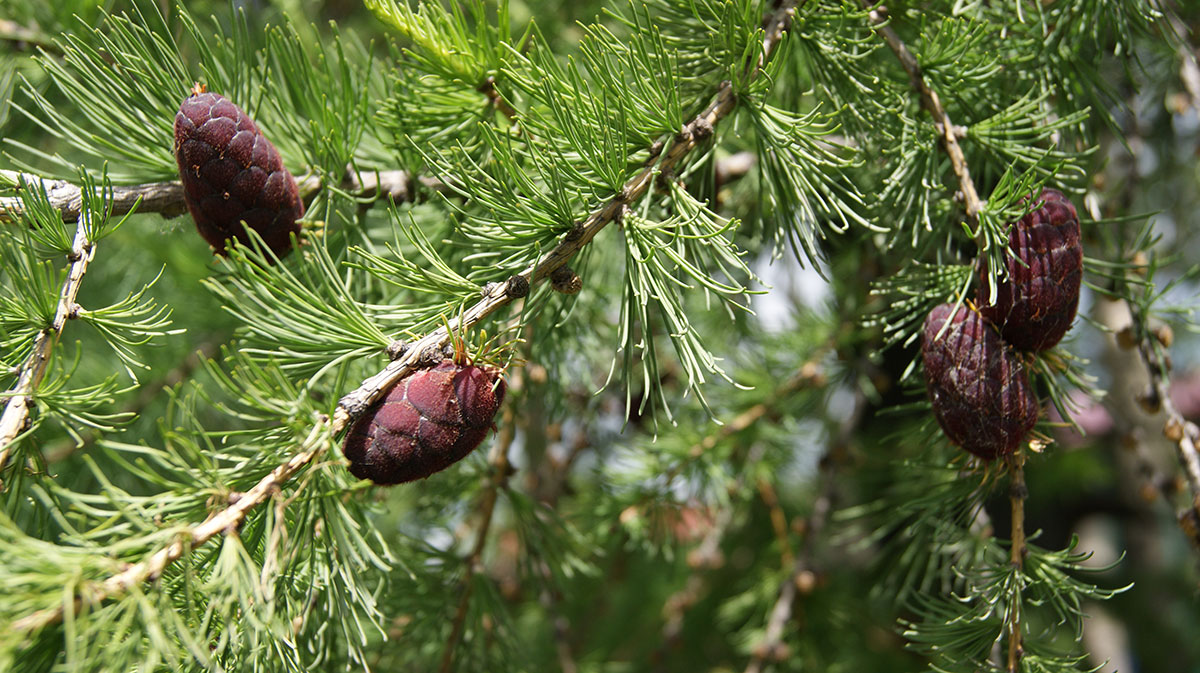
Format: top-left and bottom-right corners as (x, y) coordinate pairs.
(343, 360), (507, 485)
(922, 303), (1038, 460)
(173, 90), (304, 259)
(977, 188), (1082, 351)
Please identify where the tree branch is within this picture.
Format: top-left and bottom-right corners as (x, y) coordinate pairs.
(660, 355), (827, 488)
(477, 75), (520, 125)
(0, 169), (441, 224)
(337, 0), (804, 425)
(0, 214), (98, 476)
(743, 389), (861, 673)
(10, 413), (330, 635)
(863, 4), (984, 229)
(1128, 302), (1200, 540)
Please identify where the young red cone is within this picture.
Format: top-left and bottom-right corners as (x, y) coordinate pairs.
(343, 359), (506, 485)
(922, 303), (1038, 460)
(976, 188), (1082, 351)
(173, 87), (304, 259)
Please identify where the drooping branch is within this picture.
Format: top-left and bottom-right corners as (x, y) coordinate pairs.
(743, 389), (861, 673)
(10, 416), (330, 635)
(0, 169), (442, 224)
(656, 355), (829, 662)
(0, 214), (98, 476)
(8, 0), (805, 637)
(862, 4), (984, 230)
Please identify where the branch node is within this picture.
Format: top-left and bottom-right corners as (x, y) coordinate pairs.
(1165, 417), (1186, 442)
(550, 266), (582, 295)
(656, 167), (676, 192)
(1138, 385), (1162, 414)
(505, 274), (530, 298)
(646, 139), (666, 163)
(386, 340), (409, 361)
(421, 345), (444, 367)
(563, 222), (585, 242)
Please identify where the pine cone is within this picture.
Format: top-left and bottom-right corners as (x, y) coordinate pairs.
(343, 359), (506, 484)
(922, 303), (1038, 459)
(173, 89), (304, 258)
(976, 188), (1082, 351)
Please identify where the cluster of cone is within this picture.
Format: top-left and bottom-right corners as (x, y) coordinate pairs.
(922, 189), (1082, 459)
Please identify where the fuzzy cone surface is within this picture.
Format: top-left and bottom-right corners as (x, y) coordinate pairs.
(977, 188), (1082, 351)
(922, 303), (1038, 459)
(173, 91), (304, 258)
(343, 359), (506, 484)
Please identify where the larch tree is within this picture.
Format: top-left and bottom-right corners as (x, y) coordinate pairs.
(1, 0), (1199, 671)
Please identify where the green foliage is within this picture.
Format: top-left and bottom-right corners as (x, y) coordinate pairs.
(0, 0), (1197, 671)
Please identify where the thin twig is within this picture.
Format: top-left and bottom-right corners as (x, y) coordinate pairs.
(1169, 13), (1200, 113)
(655, 444), (766, 668)
(8, 0), (805, 637)
(1005, 446), (1027, 673)
(757, 477), (794, 570)
(10, 414), (330, 634)
(0, 214), (97, 476)
(0, 169), (441, 224)
(743, 390), (862, 673)
(1128, 302), (1200, 540)
(439, 378), (519, 673)
(660, 355), (827, 487)
(863, 4), (983, 230)
(477, 75), (520, 125)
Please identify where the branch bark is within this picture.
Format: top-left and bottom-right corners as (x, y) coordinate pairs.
(0, 214), (98, 476)
(337, 0), (803, 425)
(1005, 446), (1027, 673)
(0, 169), (441, 224)
(1129, 303), (1200, 542)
